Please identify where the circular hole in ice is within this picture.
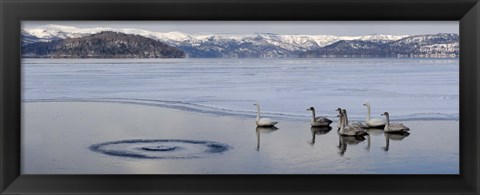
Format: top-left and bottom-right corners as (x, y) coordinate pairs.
(89, 139), (231, 159)
(140, 145), (178, 151)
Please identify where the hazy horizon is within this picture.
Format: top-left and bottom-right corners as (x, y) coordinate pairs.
(22, 21), (458, 36)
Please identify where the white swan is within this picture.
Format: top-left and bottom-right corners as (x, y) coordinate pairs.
(254, 103), (278, 127)
(363, 103), (386, 128)
(307, 107), (332, 127)
(337, 110), (368, 136)
(381, 112), (410, 133)
(342, 109), (366, 128)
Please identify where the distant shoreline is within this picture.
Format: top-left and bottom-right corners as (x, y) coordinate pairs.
(20, 56), (460, 59)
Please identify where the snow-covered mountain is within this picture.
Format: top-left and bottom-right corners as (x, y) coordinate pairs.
(23, 25), (405, 51)
(299, 33), (459, 58)
(24, 25), (407, 47)
(22, 31), (185, 58)
(22, 25), (457, 58)
(21, 30), (41, 45)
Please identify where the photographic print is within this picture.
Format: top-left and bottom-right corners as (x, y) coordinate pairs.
(21, 21), (459, 174)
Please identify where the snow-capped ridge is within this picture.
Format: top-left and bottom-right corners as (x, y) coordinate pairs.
(23, 24), (412, 48)
(22, 25), (459, 58)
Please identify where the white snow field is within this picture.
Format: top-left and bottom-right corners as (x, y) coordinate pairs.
(22, 58), (458, 121)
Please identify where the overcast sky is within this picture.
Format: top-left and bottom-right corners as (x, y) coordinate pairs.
(23, 21), (458, 36)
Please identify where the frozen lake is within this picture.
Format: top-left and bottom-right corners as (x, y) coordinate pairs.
(21, 58), (459, 174)
(22, 58), (459, 121)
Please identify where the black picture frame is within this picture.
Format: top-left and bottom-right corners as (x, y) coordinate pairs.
(1, 0), (479, 194)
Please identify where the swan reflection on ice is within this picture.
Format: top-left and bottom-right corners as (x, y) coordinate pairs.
(337, 132), (366, 156)
(309, 126), (332, 145)
(366, 128), (385, 136)
(255, 126), (279, 151)
(383, 132), (410, 151)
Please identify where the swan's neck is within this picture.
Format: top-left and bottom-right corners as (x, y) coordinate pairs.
(367, 105), (371, 120)
(340, 115), (346, 134)
(382, 114), (390, 131)
(311, 110), (316, 122)
(344, 112), (349, 125)
(385, 114), (390, 128)
(255, 105), (260, 121)
(337, 110), (343, 128)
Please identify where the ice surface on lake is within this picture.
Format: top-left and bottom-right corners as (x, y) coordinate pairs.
(22, 58), (459, 121)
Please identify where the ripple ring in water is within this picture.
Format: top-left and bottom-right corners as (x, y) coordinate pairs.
(89, 139), (231, 159)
